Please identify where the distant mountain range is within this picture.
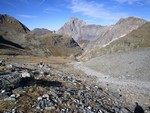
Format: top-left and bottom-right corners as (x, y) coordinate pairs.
(0, 14), (150, 59)
(58, 17), (146, 46)
(32, 28), (53, 36)
(58, 16), (149, 60)
(0, 14), (82, 56)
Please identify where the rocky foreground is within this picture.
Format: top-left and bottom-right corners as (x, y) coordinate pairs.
(0, 58), (149, 113)
(0, 59), (130, 113)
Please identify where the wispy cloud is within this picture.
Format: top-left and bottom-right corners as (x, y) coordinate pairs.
(43, 7), (61, 14)
(4, 1), (16, 7)
(115, 0), (150, 5)
(70, 0), (127, 20)
(17, 14), (37, 18)
(38, 0), (46, 6)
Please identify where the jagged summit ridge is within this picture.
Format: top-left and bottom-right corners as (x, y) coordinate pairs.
(58, 17), (108, 44)
(58, 17), (86, 41)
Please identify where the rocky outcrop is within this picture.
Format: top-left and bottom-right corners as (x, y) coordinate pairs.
(32, 28), (52, 36)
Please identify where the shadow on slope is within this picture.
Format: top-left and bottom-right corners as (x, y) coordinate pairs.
(20, 77), (62, 88)
(0, 35), (24, 49)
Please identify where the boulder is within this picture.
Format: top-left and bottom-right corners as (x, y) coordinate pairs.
(0, 73), (21, 91)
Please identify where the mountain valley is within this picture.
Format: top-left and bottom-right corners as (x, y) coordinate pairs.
(0, 14), (150, 113)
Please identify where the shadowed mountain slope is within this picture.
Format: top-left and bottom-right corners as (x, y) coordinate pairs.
(0, 14), (82, 57)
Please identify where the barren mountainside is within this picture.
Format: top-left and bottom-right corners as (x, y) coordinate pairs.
(24, 33), (82, 56)
(58, 17), (146, 50)
(81, 17), (147, 60)
(0, 14), (82, 57)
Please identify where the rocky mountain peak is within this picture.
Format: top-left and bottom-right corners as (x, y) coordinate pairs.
(69, 17), (86, 26)
(57, 17), (108, 42)
(0, 14), (20, 24)
(0, 14), (12, 23)
(0, 14), (30, 33)
(57, 17), (87, 41)
(116, 16), (146, 25)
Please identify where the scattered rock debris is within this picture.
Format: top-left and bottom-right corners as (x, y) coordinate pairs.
(0, 60), (146, 113)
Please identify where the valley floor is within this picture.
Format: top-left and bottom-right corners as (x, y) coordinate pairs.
(0, 54), (150, 112)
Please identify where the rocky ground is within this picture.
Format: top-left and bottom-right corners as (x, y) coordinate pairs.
(0, 55), (149, 113)
(73, 48), (150, 112)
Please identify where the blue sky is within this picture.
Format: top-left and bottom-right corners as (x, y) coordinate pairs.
(0, 0), (150, 30)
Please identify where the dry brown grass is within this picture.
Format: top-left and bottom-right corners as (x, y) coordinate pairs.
(0, 55), (74, 65)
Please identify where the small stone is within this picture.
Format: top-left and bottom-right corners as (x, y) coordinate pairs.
(88, 106), (92, 110)
(15, 94), (20, 98)
(42, 94), (49, 99)
(39, 71), (44, 76)
(45, 106), (55, 110)
(6, 64), (13, 69)
(37, 96), (42, 101)
(10, 94), (16, 98)
(0, 60), (5, 66)
(1, 90), (5, 93)
(21, 72), (30, 78)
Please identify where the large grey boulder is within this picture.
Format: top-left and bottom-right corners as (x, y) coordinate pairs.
(0, 73), (21, 91)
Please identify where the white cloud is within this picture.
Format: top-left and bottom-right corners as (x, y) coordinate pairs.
(70, 0), (127, 20)
(18, 15), (37, 18)
(115, 0), (150, 4)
